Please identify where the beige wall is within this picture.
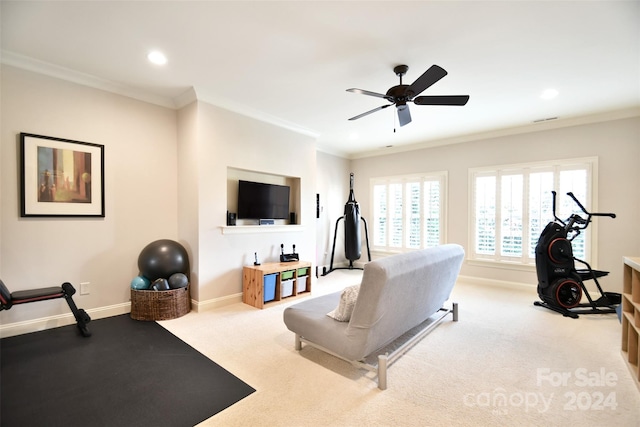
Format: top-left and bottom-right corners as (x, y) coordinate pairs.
(351, 116), (640, 291)
(315, 151), (352, 270)
(1, 65), (318, 332)
(2, 62), (637, 333)
(179, 101), (317, 305)
(176, 101), (200, 298)
(0, 65), (179, 325)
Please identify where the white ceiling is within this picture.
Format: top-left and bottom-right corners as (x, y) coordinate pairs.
(1, 1), (639, 158)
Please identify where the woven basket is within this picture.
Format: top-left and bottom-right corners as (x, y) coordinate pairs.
(130, 286), (191, 321)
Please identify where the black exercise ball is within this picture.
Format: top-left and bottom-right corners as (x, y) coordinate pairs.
(168, 273), (189, 289)
(138, 239), (190, 282)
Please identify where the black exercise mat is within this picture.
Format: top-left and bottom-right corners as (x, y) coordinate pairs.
(0, 314), (255, 427)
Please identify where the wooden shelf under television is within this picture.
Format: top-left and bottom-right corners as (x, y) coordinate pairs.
(220, 225), (305, 234)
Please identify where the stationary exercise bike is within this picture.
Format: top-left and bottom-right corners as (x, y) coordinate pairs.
(533, 191), (620, 318)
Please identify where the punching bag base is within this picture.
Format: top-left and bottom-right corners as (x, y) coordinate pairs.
(321, 260), (363, 276)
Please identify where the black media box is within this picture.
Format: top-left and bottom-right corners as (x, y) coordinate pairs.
(227, 211), (236, 226)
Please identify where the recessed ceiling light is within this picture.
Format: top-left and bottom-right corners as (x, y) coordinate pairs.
(147, 50), (167, 65)
(540, 88), (558, 100)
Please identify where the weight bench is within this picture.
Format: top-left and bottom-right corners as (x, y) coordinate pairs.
(0, 279), (91, 337)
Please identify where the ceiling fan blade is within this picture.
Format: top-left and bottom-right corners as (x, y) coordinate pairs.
(406, 65), (448, 98)
(414, 95), (470, 106)
(397, 105), (412, 126)
(348, 104), (391, 121)
(346, 88), (392, 100)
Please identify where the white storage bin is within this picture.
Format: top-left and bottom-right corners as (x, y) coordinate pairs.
(296, 275), (308, 293)
(281, 279), (294, 298)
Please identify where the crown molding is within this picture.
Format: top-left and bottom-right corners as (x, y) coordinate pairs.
(1, 50), (320, 140)
(350, 107), (640, 160)
(4, 49), (635, 158)
(1, 49), (177, 109)
(191, 87), (320, 140)
(173, 87), (198, 109)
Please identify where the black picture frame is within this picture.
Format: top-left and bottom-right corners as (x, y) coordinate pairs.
(20, 133), (105, 217)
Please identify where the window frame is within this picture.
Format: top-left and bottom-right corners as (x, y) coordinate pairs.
(468, 157), (598, 270)
(370, 171), (448, 254)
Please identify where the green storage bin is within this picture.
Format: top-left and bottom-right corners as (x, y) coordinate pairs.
(281, 270), (295, 280)
(297, 267), (309, 276)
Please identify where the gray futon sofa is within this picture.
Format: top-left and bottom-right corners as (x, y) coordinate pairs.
(283, 243), (465, 389)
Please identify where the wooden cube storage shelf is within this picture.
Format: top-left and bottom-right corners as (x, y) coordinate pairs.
(621, 257), (640, 391)
(243, 261), (312, 309)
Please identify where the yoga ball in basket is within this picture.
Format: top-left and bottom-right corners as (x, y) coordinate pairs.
(138, 239), (190, 282)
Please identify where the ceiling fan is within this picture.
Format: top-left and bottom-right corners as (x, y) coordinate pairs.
(347, 64), (469, 127)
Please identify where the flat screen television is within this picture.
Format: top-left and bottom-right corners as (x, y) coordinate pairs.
(237, 180), (290, 220)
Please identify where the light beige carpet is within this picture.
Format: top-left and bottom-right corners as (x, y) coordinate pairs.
(159, 270), (640, 426)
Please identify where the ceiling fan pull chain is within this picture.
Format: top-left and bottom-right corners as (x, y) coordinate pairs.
(393, 107), (397, 133)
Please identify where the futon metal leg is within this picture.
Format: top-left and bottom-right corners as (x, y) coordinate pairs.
(378, 354), (388, 390)
(452, 302), (459, 322)
(295, 334), (302, 351)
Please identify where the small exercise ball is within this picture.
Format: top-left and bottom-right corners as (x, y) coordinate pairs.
(131, 275), (151, 290)
(168, 273), (189, 289)
(152, 278), (171, 291)
(138, 239), (190, 281)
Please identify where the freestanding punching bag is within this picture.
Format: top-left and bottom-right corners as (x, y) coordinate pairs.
(323, 173), (371, 276)
(344, 173), (361, 262)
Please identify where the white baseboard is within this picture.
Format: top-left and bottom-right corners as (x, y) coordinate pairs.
(1, 277), (532, 337)
(0, 294), (246, 338)
(457, 275), (536, 291)
(0, 302), (131, 338)
(191, 293), (242, 312)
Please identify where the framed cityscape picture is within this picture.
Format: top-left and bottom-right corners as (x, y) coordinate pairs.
(20, 133), (105, 217)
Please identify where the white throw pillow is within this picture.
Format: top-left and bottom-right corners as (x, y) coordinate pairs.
(327, 285), (360, 322)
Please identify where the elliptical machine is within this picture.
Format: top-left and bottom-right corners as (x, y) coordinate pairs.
(534, 191), (620, 318)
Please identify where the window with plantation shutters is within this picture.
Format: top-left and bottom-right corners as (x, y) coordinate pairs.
(469, 158), (595, 266)
(371, 172), (447, 252)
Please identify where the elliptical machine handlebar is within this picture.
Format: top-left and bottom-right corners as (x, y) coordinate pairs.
(551, 191), (616, 240)
(551, 191), (577, 230)
(567, 192), (616, 219)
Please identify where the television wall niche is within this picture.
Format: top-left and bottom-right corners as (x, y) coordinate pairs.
(227, 167), (300, 226)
